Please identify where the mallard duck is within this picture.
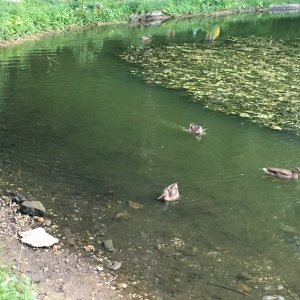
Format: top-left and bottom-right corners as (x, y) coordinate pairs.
(189, 123), (206, 135)
(140, 35), (152, 41)
(158, 183), (179, 201)
(263, 167), (300, 179)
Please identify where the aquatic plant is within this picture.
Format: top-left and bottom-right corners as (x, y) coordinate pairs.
(119, 36), (300, 135)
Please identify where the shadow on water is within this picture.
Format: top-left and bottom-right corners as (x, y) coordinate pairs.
(1, 12), (300, 299)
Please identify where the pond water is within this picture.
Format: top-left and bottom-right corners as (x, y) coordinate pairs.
(1, 12), (300, 299)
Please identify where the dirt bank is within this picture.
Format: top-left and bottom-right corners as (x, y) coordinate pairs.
(0, 194), (132, 300)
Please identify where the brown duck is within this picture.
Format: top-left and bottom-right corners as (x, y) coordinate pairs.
(189, 123), (206, 135)
(263, 167), (300, 179)
(158, 183), (179, 201)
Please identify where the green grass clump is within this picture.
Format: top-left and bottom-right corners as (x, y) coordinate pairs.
(0, 265), (36, 300)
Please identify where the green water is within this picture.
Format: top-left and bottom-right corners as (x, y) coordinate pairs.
(1, 13), (300, 299)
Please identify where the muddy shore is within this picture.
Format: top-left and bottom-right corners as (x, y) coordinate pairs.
(0, 194), (152, 300)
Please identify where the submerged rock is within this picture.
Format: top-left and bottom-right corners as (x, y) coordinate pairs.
(237, 271), (253, 281)
(108, 261), (122, 271)
(63, 227), (75, 245)
(103, 239), (115, 252)
(20, 227), (59, 247)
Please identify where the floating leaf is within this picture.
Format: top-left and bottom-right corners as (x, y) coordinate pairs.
(239, 112), (250, 118)
(128, 201), (143, 209)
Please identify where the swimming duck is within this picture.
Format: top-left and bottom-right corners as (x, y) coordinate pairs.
(140, 35), (152, 41)
(189, 123), (206, 135)
(158, 183), (179, 201)
(263, 167), (300, 179)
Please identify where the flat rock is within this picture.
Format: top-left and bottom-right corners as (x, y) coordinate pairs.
(20, 227), (59, 247)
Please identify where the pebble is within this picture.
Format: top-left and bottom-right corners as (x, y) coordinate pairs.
(116, 283), (127, 290)
(52, 244), (61, 251)
(237, 283), (252, 294)
(96, 266), (104, 272)
(44, 219), (52, 226)
(108, 261), (122, 271)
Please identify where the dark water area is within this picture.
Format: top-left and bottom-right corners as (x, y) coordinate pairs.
(1, 12), (300, 299)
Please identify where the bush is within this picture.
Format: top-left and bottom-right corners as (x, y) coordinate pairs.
(0, 265), (36, 300)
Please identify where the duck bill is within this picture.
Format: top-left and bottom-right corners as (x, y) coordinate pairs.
(158, 193), (165, 200)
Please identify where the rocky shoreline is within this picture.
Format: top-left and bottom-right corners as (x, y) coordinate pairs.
(0, 192), (131, 300)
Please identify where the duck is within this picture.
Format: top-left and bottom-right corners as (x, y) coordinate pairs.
(189, 123), (206, 135)
(262, 167), (300, 179)
(140, 35), (152, 41)
(158, 183), (179, 201)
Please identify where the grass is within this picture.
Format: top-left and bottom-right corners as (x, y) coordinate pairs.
(0, 264), (36, 300)
(0, 0), (294, 40)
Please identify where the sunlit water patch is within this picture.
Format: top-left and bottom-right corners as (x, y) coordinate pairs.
(1, 13), (300, 299)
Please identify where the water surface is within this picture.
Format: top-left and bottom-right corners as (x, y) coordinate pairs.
(1, 12), (300, 299)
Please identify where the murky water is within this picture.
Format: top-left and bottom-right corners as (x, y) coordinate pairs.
(1, 13), (300, 299)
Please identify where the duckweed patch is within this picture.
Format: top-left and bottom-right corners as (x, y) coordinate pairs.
(120, 37), (300, 135)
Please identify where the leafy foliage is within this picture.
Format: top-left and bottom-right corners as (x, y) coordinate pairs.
(119, 36), (300, 134)
(0, 265), (36, 300)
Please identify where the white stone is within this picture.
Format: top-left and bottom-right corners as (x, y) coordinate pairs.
(20, 227), (59, 247)
(262, 296), (285, 300)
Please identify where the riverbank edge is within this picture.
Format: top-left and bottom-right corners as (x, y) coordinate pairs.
(0, 7), (267, 49)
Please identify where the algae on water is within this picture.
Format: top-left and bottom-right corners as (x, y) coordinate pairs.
(120, 37), (300, 135)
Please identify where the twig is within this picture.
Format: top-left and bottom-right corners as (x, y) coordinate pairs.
(131, 284), (145, 293)
(17, 243), (24, 271)
(205, 281), (249, 296)
(47, 56), (61, 66)
(246, 218), (251, 240)
(174, 254), (183, 268)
